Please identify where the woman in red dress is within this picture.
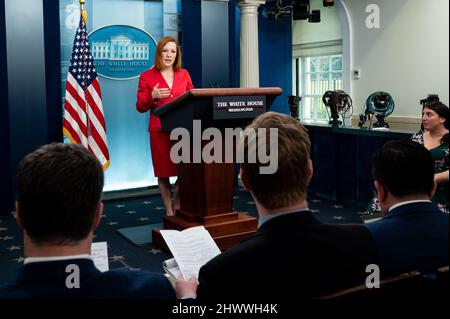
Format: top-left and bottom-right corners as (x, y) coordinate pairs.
(136, 36), (194, 216)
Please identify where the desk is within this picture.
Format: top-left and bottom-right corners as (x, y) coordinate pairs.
(303, 122), (415, 207)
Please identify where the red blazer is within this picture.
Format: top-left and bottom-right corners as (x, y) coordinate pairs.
(136, 67), (194, 132)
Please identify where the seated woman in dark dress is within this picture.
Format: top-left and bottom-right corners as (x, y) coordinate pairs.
(367, 101), (449, 214)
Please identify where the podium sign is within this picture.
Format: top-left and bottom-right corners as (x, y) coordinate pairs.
(213, 96), (266, 120)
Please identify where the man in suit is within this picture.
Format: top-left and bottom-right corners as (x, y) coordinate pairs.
(365, 140), (449, 277)
(176, 112), (379, 299)
(0, 143), (175, 299)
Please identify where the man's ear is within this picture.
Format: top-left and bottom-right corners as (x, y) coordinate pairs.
(91, 202), (104, 231)
(307, 159), (314, 184)
(374, 180), (386, 202)
(15, 201), (24, 230)
(239, 167), (250, 191)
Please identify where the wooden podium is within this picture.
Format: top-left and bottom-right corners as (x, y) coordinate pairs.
(152, 87), (282, 251)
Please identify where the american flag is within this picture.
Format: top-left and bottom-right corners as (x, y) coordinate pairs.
(63, 12), (110, 170)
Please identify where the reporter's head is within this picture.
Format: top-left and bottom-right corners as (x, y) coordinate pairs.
(240, 112), (312, 210)
(16, 143), (104, 246)
(372, 139), (435, 212)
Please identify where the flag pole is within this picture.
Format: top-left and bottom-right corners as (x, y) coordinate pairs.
(79, 0), (90, 146)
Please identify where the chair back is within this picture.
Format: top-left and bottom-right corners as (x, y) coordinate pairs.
(436, 265), (449, 297)
(319, 271), (421, 299)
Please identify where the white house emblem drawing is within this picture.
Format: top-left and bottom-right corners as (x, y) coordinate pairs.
(89, 25), (157, 80)
(92, 35), (150, 61)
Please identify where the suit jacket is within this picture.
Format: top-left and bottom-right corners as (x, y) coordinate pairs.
(365, 202), (449, 277)
(136, 67), (194, 132)
(196, 211), (379, 300)
(0, 258), (175, 299)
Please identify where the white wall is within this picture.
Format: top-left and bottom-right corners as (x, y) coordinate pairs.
(342, 0), (449, 118)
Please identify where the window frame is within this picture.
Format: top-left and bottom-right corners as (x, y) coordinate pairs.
(294, 54), (343, 122)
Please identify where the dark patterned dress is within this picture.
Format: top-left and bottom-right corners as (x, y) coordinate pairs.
(366, 131), (449, 214)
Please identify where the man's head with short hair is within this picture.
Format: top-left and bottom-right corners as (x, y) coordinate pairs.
(372, 139), (435, 212)
(240, 112), (312, 210)
(16, 143), (104, 246)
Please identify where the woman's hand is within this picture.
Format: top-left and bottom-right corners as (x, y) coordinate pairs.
(151, 82), (171, 100)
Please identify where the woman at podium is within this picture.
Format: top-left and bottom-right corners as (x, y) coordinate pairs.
(136, 36), (194, 216)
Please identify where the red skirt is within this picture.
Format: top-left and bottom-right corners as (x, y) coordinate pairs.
(150, 131), (177, 177)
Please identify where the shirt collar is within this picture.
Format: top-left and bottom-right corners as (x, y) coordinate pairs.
(388, 200), (432, 212)
(24, 254), (92, 265)
(258, 207), (310, 228)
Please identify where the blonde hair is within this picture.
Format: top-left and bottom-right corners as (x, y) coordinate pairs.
(241, 112), (311, 210)
(154, 36), (182, 70)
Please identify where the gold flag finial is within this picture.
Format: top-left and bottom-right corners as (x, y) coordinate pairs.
(80, 0), (87, 24)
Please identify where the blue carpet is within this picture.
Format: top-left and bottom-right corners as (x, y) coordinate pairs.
(0, 188), (364, 284)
